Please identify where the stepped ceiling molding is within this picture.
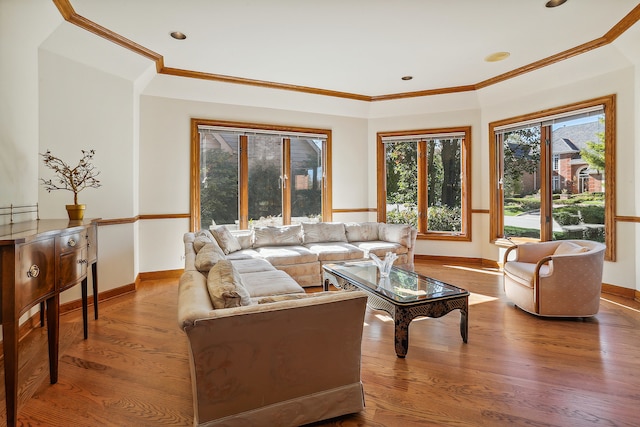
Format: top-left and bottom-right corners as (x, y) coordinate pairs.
(54, 0), (640, 101)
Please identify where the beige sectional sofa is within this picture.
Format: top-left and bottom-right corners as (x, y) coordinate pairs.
(178, 225), (376, 426)
(219, 221), (418, 287)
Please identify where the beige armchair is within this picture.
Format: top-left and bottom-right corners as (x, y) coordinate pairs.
(503, 240), (605, 317)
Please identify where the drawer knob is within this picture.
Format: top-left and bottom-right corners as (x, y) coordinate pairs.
(27, 264), (40, 278)
(68, 238), (77, 247)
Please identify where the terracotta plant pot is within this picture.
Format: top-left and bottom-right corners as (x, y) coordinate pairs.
(66, 204), (86, 220)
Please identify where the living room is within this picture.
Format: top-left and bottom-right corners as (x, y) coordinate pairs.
(2, 0), (640, 425)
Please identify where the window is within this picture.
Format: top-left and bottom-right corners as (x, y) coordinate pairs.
(191, 120), (331, 231)
(489, 95), (615, 260)
(376, 127), (471, 240)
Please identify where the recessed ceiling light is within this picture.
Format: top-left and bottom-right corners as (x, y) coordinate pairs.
(545, 0), (567, 7)
(401, 76), (413, 81)
(170, 31), (187, 40)
(484, 52), (510, 62)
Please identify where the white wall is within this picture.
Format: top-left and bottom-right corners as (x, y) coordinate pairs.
(37, 35), (145, 298)
(0, 0), (61, 223)
(138, 94), (369, 271)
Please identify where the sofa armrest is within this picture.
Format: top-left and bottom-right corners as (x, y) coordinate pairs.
(183, 290), (368, 425)
(178, 270), (213, 329)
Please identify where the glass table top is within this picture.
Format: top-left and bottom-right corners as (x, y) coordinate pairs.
(323, 260), (468, 304)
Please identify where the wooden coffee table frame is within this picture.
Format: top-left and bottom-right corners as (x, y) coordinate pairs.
(323, 263), (468, 358)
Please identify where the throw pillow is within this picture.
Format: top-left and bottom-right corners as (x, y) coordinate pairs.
(345, 222), (379, 242)
(302, 222), (347, 243)
(194, 242), (227, 273)
(207, 260), (253, 309)
(378, 223), (412, 247)
(253, 224), (302, 247)
(193, 229), (224, 254)
(554, 241), (589, 256)
(210, 225), (242, 254)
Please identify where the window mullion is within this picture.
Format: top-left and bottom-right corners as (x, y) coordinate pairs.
(239, 135), (249, 229)
(417, 140), (428, 233)
(282, 138), (291, 225)
(540, 125), (553, 241)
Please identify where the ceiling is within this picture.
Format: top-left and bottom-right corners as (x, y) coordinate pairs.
(64, 0), (640, 99)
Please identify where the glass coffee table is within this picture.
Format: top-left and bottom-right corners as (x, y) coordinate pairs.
(323, 261), (469, 358)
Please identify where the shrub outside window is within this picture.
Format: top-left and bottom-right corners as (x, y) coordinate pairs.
(377, 126), (471, 241)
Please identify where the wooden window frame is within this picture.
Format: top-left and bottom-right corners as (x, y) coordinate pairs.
(376, 126), (472, 241)
(489, 95), (616, 261)
(190, 119), (332, 231)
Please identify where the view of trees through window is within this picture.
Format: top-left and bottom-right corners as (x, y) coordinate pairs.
(498, 111), (606, 243)
(198, 127), (326, 230)
(382, 130), (467, 236)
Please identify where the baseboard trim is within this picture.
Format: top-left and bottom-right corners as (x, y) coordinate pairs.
(59, 283), (136, 314)
(415, 254), (498, 268)
(601, 283), (637, 300)
(138, 269), (184, 281)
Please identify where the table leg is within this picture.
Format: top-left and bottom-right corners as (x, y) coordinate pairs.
(3, 316), (18, 427)
(92, 261), (98, 319)
(40, 301), (45, 327)
(82, 277), (88, 339)
(394, 311), (410, 358)
(460, 297), (469, 343)
(45, 294), (60, 384)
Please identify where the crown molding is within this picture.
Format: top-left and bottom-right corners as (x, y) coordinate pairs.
(53, 0), (640, 102)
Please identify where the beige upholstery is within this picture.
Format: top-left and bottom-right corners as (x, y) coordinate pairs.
(178, 231), (369, 426)
(503, 240), (605, 317)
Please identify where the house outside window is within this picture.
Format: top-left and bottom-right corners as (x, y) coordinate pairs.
(489, 95), (615, 260)
(191, 119), (331, 231)
(377, 126), (471, 240)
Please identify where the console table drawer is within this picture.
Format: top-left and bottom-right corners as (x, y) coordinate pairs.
(58, 231), (85, 253)
(59, 247), (88, 291)
(16, 238), (56, 314)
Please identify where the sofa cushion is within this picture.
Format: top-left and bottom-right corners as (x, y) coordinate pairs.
(254, 245), (318, 266)
(210, 225), (242, 254)
(350, 240), (408, 257)
(230, 258), (276, 274)
(304, 242), (365, 262)
(378, 223), (412, 248)
(193, 229), (221, 253)
(207, 260), (253, 309)
(345, 222), (379, 242)
(253, 224), (303, 247)
(554, 241), (589, 256)
(240, 270), (305, 297)
(257, 293), (317, 304)
(225, 248), (262, 260)
(194, 242), (227, 273)
(302, 222), (347, 243)
(232, 230), (253, 249)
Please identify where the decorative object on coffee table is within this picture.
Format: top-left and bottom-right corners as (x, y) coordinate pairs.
(40, 149), (101, 220)
(369, 251), (397, 277)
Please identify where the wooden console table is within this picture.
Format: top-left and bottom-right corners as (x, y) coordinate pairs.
(0, 219), (98, 427)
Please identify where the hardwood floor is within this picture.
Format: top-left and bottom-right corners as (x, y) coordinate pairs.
(2, 260), (639, 426)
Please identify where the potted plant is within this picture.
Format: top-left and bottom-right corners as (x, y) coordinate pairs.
(40, 149), (101, 220)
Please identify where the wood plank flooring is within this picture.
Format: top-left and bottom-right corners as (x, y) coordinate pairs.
(2, 260), (639, 426)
